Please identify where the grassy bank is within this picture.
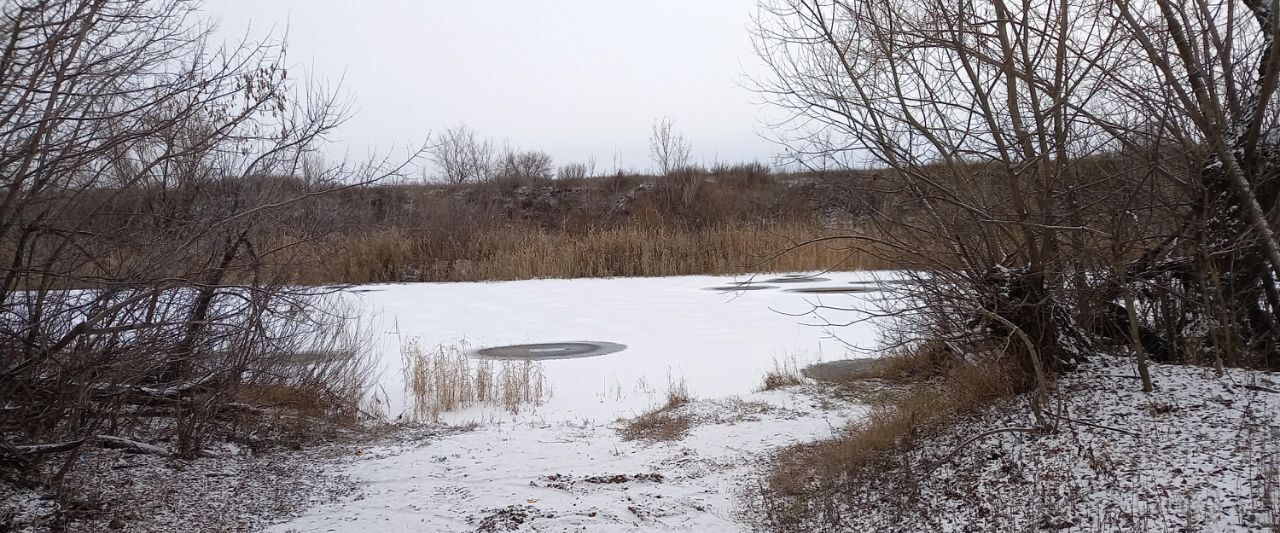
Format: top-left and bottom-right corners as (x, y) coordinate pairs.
(756, 346), (1027, 530)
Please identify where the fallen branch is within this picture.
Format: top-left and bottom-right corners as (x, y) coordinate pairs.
(13, 440), (85, 457)
(923, 426), (1039, 474)
(1043, 411), (1140, 436)
(96, 435), (168, 455)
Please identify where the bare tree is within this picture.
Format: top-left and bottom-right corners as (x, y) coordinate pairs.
(751, 0), (1280, 380)
(498, 146), (554, 180)
(429, 124), (495, 184)
(0, 0), (416, 477)
(1107, 0), (1280, 367)
(649, 117), (693, 174)
(558, 157), (596, 180)
(753, 0), (1120, 386)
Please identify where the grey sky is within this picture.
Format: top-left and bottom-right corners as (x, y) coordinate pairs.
(201, 0), (778, 175)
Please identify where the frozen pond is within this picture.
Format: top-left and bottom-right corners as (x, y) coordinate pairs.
(351, 271), (900, 423)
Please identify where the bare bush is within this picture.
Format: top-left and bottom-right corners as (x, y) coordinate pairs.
(650, 117), (693, 174)
(751, 0), (1280, 525)
(753, 0), (1280, 389)
(498, 147), (555, 180)
(429, 124), (496, 184)
(557, 161), (593, 180)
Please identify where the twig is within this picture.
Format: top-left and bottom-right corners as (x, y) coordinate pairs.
(923, 426), (1039, 474)
(1043, 411), (1140, 436)
(1245, 384), (1280, 393)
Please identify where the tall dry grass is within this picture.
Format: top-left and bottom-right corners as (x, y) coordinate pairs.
(400, 339), (550, 420)
(301, 222), (893, 284)
(618, 375), (695, 442)
(758, 347), (1026, 529)
(759, 355), (809, 391)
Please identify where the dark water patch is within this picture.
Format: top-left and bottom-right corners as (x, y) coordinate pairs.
(848, 279), (912, 286)
(785, 286), (878, 294)
(802, 359), (879, 382)
(762, 276), (831, 284)
(475, 341), (627, 360)
(702, 284), (779, 292)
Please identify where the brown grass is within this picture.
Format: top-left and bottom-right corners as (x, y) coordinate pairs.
(299, 222), (893, 284)
(228, 315), (380, 447)
(845, 342), (953, 384)
(618, 409), (692, 442)
(400, 339), (550, 420)
(236, 383), (337, 419)
(618, 376), (694, 441)
(760, 348), (1025, 526)
(759, 356), (808, 391)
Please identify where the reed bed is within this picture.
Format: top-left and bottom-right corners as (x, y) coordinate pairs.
(302, 222), (893, 284)
(400, 339), (550, 420)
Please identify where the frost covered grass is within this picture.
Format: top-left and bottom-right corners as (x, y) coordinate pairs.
(0, 437), (361, 533)
(752, 356), (1280, 532)
(400, 339), (549, 420)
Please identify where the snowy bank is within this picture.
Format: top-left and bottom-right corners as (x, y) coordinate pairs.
(757, 356), (1280, 532)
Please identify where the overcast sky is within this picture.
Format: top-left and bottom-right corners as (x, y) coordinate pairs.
(200, 0), (778, 175)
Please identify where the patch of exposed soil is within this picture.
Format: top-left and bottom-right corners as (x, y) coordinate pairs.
(467, 504), (555, 532)
(535, 472), (665, 491)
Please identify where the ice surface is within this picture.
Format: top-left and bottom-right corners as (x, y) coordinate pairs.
(352, 272), (895, 423)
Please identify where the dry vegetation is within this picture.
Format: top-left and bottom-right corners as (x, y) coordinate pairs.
(306, 221), (889, 284)
(400, 339), (550, 420)
(759, 356), (809, 391)
(618, 376), (694, 442)
(278, 166), (900, 284)
(758, 346), (1025, 529)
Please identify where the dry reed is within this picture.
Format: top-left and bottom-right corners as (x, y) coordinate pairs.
(400, 339), (551, 420)
(618, 375), (694, 441)
(760, 355), (808, 391)
(300, 222), (894, 284)
(766, 349), (1023, 498)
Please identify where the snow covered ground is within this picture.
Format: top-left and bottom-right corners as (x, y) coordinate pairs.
(8, 273), (1274, 532)
(269, 389), (865, 532)
(262, 273), (888, 532)
(783, 356), (1280, 532)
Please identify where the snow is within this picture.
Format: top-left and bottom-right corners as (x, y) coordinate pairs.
(7, 273), (1273, 532)
(351, 272), (892, 423)
(802, 356), (1280, 532)
(269, 389), (866, 532)
(0, 436), (364, 532)
(263, 273), (887, 532)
